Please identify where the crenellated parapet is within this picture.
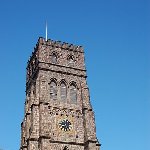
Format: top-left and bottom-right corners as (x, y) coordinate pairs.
(38, 37), (84, 53)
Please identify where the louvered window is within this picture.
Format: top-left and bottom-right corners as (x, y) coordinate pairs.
(60, 82), (67, 101)
(50, 81), (57, 100)
(70, 84), (77, 103)
(68, 55), (74, 67)
(51, 53), (57, 64)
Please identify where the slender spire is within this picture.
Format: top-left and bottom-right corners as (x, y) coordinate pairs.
(46, 21), (48, 41)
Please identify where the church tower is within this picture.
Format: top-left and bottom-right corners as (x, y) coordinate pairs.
(20, 37), (100, 150)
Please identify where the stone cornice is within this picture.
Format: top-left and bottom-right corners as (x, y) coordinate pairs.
(38, 61), (87, 78)
(40, 67), (86, 78)
(39, 61), (86, 72)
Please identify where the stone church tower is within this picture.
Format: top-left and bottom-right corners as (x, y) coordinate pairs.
(20, 37), (100, 150)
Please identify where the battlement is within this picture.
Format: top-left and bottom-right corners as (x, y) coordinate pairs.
(38, 37), (84, 52)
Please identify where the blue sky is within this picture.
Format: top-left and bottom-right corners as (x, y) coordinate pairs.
(0, 0), (149, 150)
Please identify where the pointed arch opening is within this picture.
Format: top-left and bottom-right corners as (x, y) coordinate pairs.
(67, 55), (74, 67)
(63, 146), (69, 150)
(70, 82), (77, 104)
(50, 80), (57, 100)
(60, 81), (67, 101)
(51, 52), (57, 64)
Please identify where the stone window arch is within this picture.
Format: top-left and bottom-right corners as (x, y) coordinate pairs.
(70, 82), (77, 104)
(67, 55), (74, 67)
(63, 146), (69, 150)
(60, 81), (67, 101)
(51, 52), (57, 64)
(50, 80), (57, 100)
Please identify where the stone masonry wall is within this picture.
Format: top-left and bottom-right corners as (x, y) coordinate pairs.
(20, 37), (100, 150)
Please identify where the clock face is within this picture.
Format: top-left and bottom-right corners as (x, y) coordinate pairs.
(59, 119), (72, 131)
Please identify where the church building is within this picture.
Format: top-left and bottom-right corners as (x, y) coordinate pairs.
(20, 37), (100, 150)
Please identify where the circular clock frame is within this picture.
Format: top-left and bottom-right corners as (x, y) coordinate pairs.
(59, 119), (72, 132)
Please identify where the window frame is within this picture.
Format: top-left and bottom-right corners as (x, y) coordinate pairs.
(51, 52), (57, 64)
(60, 80), (67, 101)
(49, 80), (57, 100)
(67, 55), (74, 67)
(69, 82), (77, 104)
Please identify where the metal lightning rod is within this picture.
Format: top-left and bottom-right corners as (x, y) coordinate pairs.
(46, 21), (48, 41)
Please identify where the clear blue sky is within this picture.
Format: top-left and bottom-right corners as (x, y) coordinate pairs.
(0, 0), (149, 150)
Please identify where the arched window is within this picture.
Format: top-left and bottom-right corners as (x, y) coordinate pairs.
(70, 83), (77, 103)
(51, 53), (57, 64)
(60, 81), (67, 101)
(63, 146), (69, 150)
(50, 80), (57, 100)
(68, 55), (74, 67)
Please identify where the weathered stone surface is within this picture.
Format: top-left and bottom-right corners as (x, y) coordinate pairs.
(20, 37), (100, 150)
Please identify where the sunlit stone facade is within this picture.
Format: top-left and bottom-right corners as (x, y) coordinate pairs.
(20, 37), (100, 150)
